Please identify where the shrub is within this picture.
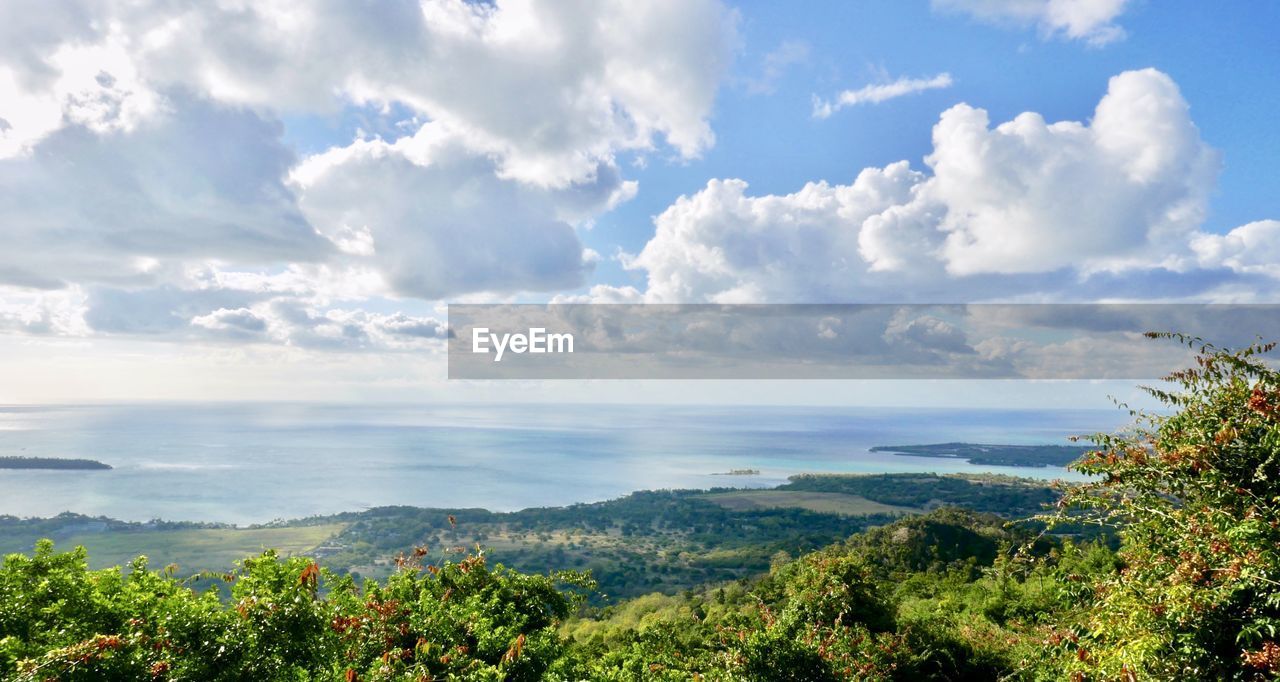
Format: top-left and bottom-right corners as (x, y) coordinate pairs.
(1045, 335), (1280, 679)
(0, 541), (592, 681)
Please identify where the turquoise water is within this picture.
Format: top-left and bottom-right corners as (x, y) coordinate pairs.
(0, 404), (1126, 525)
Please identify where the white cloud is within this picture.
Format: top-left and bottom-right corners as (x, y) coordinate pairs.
(0, 32), (162, 157)
(552, 284), (645, 304)
(0, 286), (87, 336)
(621, 69), (1240, 303)
(87, 287), (448, 351)
(1191, 221), (1280, 277)
(925, 68), (1219, 275)
(932, 0), (1132, 46)
(813, 73), (953, 118)
(0, 0), (737, 187)
(292, 123), (631, 299)
(627, 162), (925, 302)
(250, 303), (448, 351)
(190, 307), (269, 338)
(0, 94), (331, 290)
(0, 0), (736, 354)
(83, 285), (262, 335)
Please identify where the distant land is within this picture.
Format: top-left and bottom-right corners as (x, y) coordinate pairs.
(0, 456), (112, 470)
(871, 442), (1093, 468)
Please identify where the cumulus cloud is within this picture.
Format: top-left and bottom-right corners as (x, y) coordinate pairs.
(620, 69), (1242, 303)
(190, 308), (269, 336)
(0, 286), (86, 336)
(932, 0), (1133, 46)
(924, 68), (1219, 275)
(248, 303), (448, 351)
(1191, 221), (1280, 277)
(626, 162), (925, 302)
(883, 311), (974, 354)
(84, 287), (447, 351)
(377, 313), (449, 340)
(0, 0), (737, 349)
(0, 0), (736, 186)
(813, 73), (953, 118)
(0, 94), (331, 290)
(84, 286), (262, 335)
(292, 124), (631, 299)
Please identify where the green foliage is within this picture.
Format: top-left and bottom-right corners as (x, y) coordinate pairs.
(0, 540), (592, 681)
(0, 509), (1121, 681)
(567, 509), (1109, 681)
(843, 507), (1027, 579)
(1044, 334), (1280, 679)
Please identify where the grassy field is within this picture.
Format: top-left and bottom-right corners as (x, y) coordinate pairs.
(4, 524), (346, 574)
(705, 490), (919, 516)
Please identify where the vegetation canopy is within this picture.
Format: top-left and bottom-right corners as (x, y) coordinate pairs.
(2, 335), (1279, 680)
(1041, 333), (1280, 679)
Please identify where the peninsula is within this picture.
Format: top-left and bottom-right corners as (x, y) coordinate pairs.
(0, 456), (112, 470)
(870, 442), (1092, 468)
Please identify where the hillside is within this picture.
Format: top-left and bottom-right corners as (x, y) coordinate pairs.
(1, 506), (1088, 681)
(0, 473), (1057, 603)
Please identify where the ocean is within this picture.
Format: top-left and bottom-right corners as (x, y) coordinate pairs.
(0, 403), (1128, 525)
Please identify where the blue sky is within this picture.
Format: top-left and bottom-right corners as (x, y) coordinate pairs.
(277, 1), (1280, 294)
(598, 1), (1280, 291)
(0, 0), (1277, 403)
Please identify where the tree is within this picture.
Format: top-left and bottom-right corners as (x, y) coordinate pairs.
(1045, 334), (1280, 679)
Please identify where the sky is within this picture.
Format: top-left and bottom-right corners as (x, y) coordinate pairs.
(0, 0), (1277, 405)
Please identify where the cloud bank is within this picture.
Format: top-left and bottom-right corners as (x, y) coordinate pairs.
(0, 0), (1275, 372)
(615, 69), (1265, 304)
(0, 0), (737, 348)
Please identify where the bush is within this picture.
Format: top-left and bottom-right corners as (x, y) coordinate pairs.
(1045, 334), (1280, 679)
(0, 541), (592, 681)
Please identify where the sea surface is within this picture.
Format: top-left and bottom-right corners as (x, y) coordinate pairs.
(0, 403), (1129, 525)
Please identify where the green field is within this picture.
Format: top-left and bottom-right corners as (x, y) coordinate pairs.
(705, 490), (919, 516)
(1, 524), (346, 575)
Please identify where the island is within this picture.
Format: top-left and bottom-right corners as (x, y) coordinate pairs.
(711, 468), (761, 476)
(870, 442), (1093, 468)
(0, 456), (112, 470)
